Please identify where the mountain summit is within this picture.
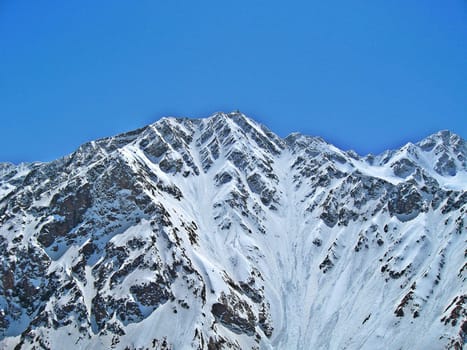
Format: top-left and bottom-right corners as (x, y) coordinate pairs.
(0, 112), (466, 349)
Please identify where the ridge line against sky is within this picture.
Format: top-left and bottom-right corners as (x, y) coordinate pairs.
(1, 0), (466, 163)
(0, 111), (464, 166)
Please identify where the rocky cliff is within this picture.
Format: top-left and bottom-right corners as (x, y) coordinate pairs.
(0, 112), (465, 349)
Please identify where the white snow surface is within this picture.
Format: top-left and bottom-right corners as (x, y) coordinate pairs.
(0, 112), (465, 350)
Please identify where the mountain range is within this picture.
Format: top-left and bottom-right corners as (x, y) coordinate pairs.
(0, 112), (465, 349)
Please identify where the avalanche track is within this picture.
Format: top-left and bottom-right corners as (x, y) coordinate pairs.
(0, 112), (466, 349)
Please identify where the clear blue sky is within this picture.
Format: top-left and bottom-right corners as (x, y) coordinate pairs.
(1, 0), (466, 163)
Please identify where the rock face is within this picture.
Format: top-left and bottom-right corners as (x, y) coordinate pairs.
(0, 112), (466, 350)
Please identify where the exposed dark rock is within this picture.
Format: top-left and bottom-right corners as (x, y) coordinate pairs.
(214, 171), (233, 186)
(388, 184), (423, 221)
(38, 183), (92, 247)
(392, 158), (417, 178)
(0, 115), (465, 349)
(211, 299), (255, 336)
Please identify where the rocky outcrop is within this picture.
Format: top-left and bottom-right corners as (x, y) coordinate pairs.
(0, 113), (465, 350)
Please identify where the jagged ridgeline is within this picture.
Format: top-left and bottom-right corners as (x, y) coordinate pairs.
(0, 112), (466, 350)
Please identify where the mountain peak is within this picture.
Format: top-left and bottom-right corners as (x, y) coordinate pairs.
(0, 114), (466, 350)
(418, 129), (465, 151)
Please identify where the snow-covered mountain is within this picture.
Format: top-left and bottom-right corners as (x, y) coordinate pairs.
(0, 112), (465, 350)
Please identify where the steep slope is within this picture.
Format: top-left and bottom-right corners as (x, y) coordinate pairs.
(0, 112), (465, 350)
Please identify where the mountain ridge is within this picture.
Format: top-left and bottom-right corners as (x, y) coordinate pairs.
(1, 112), (464, 166)
(0, 112), (465, 349)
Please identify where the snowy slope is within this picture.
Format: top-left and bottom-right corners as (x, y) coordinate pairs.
(0, 112), (465, 350)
